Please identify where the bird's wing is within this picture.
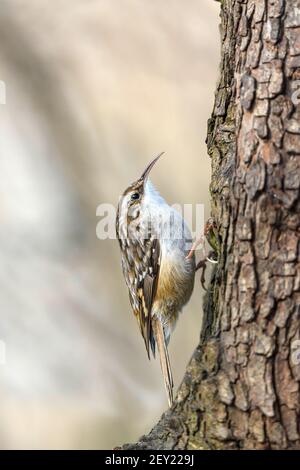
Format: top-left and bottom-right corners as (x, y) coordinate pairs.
(139, 237), (160, 358)
(136, 237), (160, 359)
(115, 198), (160, 358)
(120, 236), (160, 359)
(117, 222), (174, 406)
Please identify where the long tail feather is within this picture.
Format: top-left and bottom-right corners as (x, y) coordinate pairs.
(152, 318), (174, 407)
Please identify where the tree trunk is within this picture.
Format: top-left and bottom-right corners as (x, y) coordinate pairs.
(123, 0), (300, 450)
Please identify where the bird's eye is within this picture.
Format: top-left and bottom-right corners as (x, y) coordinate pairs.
(131, 192), (140, 200)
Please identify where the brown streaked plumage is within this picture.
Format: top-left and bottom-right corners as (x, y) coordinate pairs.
(116, 153), (195, 406)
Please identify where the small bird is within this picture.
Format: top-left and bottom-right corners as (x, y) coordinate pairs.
(116, 153), (195, 406)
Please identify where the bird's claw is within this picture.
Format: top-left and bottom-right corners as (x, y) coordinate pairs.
(185, 236), (205, 260)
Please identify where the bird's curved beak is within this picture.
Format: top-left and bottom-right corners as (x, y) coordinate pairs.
(140, 152), (164, 183)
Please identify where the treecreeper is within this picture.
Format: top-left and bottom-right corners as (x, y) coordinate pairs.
(115, 153), (196, 406)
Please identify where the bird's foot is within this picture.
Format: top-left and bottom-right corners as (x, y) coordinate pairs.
(185, 235), (205, 260)
(195, 250), (218, 291)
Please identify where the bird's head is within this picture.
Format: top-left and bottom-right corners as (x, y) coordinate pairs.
(118, 152), (164, 223)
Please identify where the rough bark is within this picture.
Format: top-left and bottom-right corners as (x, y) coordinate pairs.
(123, 0), (300, 450)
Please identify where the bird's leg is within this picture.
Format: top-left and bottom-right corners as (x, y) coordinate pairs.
(185, 235), (205, 260)
(186, 218), (219, 290)
(195, 258), (208, 291)
(195, 249), (218, 291)
(186, 234), (210, 291)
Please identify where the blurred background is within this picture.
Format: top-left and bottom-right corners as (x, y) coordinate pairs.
(0, 0), (219, 449)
